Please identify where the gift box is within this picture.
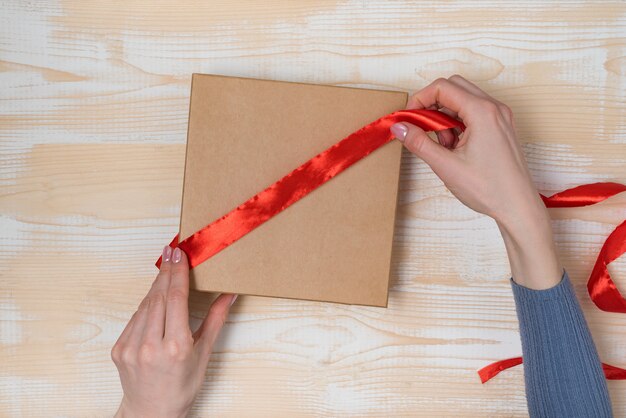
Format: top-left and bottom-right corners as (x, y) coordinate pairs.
(178, 74), (406, 306)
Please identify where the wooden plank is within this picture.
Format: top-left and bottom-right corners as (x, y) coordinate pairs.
(1, 1), (625, 416)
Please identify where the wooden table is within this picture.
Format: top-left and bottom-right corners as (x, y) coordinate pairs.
(2, 1), (625, 416)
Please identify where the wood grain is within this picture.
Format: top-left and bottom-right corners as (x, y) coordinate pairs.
(1, 0), (625, 416)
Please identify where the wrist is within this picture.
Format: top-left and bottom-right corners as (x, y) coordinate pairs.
(495, 202), (563, 290)
(494, 192), (550, 236)
(115, 398), (189, 418)
(497, 208), (551, 245)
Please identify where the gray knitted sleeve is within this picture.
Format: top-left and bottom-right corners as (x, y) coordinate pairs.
(511, 270), (613, 417)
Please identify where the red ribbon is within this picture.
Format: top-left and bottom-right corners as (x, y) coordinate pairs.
(478, 357), (523, 383)
(481, 183), (626, 383)
(479, 357), (626, 383)
(154, 107), (625, 383)
(156, 109), (464, 269)
(540, 182), (626, 208)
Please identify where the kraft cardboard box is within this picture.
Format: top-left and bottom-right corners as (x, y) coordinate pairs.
(179, 74), (407, 307)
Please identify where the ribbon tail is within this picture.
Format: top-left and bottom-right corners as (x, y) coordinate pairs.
(478, 357), (523, 383)
(541, 182), (626, 208)
(479, 358), (626, 383)
(603, 362), (626, 380)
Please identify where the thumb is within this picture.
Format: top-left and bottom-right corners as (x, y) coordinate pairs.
(390, 122), (451, 169)
(194, 293), (237, 359)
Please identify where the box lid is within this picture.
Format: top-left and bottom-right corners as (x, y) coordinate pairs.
(180, 74), (406, 307)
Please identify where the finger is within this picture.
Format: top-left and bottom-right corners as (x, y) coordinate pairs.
(392, 122), (469, 190)
(406, 91), (428, 110)
(448, 75), (491, 100)
(406, 78), (486, 123)
(437, 106), (459, 121)
(448, 75), (513, 124)
(127, 295), (151, 347)
(436, 129), (458, 149)
(391, 122), (461, 170)
(194, 293), (237, 359)
(142, 246), (173, 342)
(114, 306), (140, 347)
(405, 94), (460, 149)
(111, 308), (137, 365)
(434, 107), (460, 149)
(411, 89), (463, 147)
(165, 248), (191, 341)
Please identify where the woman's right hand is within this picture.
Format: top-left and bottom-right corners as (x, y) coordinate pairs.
(390, 75), (562, 289)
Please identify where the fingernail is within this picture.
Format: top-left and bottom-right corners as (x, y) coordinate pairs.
(172, 247), (182, 264)
(229, 294), (238, 306)
(390, 123), (408, 142)
(162, 246), (172, 262)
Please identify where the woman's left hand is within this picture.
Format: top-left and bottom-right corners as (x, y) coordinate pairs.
(111, 246), (237, 418)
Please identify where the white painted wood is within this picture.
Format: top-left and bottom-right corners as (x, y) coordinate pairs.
(1, 0), (625, 416)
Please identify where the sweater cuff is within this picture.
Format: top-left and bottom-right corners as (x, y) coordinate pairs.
(510, 269), (568, 301)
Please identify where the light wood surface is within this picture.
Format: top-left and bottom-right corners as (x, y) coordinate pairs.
(1, 1), (625, 416)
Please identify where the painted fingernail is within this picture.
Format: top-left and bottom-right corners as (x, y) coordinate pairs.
(172, 247), (182, 264)
(390, 123), (408, 142)
(162, 246), (172, 262)
(229, 294), (238, 306)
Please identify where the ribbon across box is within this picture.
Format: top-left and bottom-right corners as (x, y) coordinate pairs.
(178, 74), (407, 306)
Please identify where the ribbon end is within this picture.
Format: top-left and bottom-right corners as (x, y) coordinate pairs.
(477, 357), (524, 384)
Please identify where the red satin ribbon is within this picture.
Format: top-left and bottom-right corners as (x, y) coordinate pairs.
(588, 219), (626, 313)
(478, 357), (523, 383)
(156, 109), (464, 269)
(540, 182), (626, 208)
(481, 183), (626, 383)
(479, 357), (626, 383)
